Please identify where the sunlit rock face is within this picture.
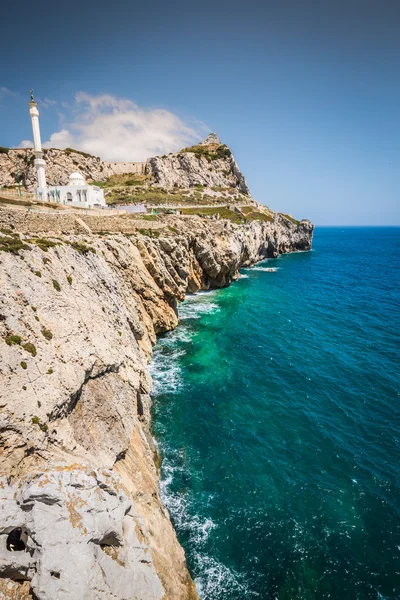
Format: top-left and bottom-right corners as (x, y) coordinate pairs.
(0, 468), (164, 600)
(145, 135), (251, 194)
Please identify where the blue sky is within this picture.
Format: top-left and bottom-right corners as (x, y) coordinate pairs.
(1, 0), (399, 225)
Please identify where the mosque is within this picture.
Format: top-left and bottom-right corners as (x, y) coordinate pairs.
(28, 92), (106, 208)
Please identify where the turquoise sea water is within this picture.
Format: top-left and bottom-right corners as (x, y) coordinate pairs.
(150, 227), (400, 600)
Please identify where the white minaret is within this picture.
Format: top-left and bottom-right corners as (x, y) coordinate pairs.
(28, 90), (47, 200)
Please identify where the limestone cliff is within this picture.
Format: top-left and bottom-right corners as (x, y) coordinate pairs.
(145, 135), (250, 195)
(0, 206), (313, 599)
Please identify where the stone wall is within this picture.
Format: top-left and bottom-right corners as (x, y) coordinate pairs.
(0, 206), (163, 235)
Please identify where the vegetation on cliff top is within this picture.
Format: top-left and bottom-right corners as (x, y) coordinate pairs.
(181, 206), (274, 224)
(179, 143), (232, 162)
(0, 233), (30, 254)
(281, 213), (301, 226)
(65, 148), (98, 160)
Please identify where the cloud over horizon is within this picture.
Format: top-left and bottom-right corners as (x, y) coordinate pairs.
(20, 93), (203, 162)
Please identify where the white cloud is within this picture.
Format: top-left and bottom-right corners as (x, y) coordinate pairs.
(38, 92), (204, 162)
(20, 140), (34, 148)
(44, 129), (73, 148)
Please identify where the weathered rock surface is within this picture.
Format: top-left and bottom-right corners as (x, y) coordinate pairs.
(0, 208), (313, 598)
(145, 137), (250, 194)
(0, 468), (164, 600)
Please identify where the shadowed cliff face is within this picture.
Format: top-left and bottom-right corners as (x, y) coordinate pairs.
(0, 212), (313, 599)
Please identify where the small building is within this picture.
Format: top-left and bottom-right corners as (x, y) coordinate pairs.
(48, 172), (106, 209)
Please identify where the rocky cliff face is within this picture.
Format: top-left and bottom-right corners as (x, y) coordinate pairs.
(0, 209), (313, 599)
(145, 135), (250, 194)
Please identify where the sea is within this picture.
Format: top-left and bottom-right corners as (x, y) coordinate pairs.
(150, 227), (400, 600)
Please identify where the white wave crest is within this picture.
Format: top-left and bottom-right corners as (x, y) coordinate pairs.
(149, 348), (185, 394)
(252, 267), (280, 272)
(179, 301), (219, 320)
(160, 470), (216, 546)
(194, 554), (259, 599)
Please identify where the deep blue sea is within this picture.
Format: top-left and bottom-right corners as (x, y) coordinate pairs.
(150, 227), (400, 600)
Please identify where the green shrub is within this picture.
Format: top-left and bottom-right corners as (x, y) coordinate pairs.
(0, 146), (10, 154)
(31, 416), (48, 432)
(34, 270), (42, 277)
(20, 361), (27, 369)
(5, 334), (22, 346)
(52, 279), (61, 292)
(69, 241), (95, 255)
(89, 180), (106, 188)
(180, 207), (243, 224)
(65, 147), (94, 159)
(281, 213), (300, 226)
(42, 257), (50, 265)
(180, 143), (231, 162)
(29, 238), (60, 252)
(47, 368), (53, 374)
(22, 385), (27, 391)
(22, 342), (37, 356)
(0, 235), (29, 255)
(41, 327), (53, 341)
(67, 275), (72, 285)
(244, 210), (273, 223)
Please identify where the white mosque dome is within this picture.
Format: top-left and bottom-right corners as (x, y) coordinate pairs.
(68, 172), (86, 186)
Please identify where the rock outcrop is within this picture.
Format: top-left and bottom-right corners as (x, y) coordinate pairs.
(145, 136), (250, 194)
(0, 468), (164, 600)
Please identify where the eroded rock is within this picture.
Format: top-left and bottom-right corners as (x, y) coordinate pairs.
(0, 468), (164, 600)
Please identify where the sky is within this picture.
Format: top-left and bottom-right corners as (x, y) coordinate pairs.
(0, 0), (399, 225)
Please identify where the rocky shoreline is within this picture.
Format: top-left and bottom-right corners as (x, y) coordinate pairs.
(0, 208), (313, 599)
